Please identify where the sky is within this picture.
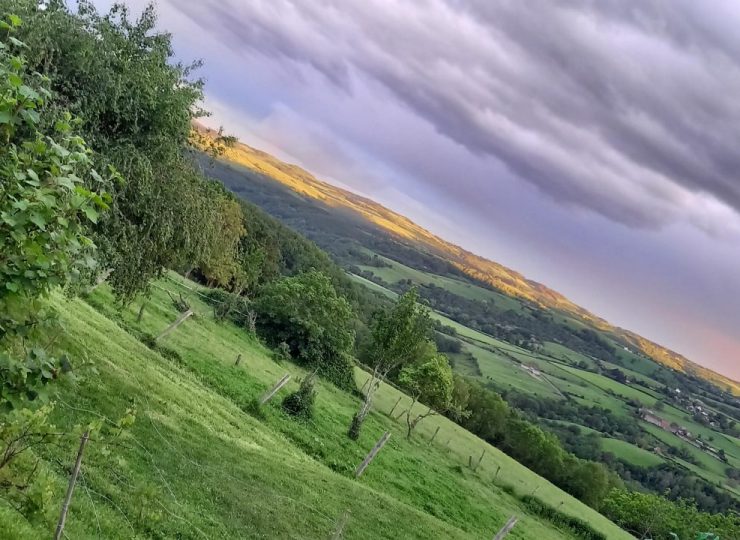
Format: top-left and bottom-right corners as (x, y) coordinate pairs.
(99, 0), (740, 381)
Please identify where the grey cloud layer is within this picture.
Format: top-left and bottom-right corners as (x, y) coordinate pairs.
(176, 0), (740, 232)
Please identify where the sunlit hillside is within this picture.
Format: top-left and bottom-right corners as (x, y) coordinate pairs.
(200, 126), (739, 396)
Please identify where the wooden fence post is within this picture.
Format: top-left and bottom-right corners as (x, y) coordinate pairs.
(136, 300), (147, 323)
(155, 309), (194, 341)
(355, 431), (391, 478)
(388, 396), (402, 417)
(330, 509), (350, 539)
(492, 516), (518, 540)
(473, 449), (486, 472)
(429, 426), (440, 445)
(235, 354), (242, 366)
(53, 429), (90, 540)
(259, 374), (291, 405)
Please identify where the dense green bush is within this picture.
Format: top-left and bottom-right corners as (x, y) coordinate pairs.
(601, 489), (739, 540)
(282, 372), (317, 420)
(519, 495), (606, 540)
(0, 17), (112, 409)
(254, 271), (356, 389)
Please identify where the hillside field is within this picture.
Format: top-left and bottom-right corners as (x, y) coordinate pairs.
(0, 274), (631, 539)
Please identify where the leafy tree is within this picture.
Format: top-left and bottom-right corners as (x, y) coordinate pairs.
(0, 19), (112, 409)
(4, 0), (221, 302)
(254, 271), (355, 389)
(197, 194), (246, 289)
(601, 489), (739, 540)
(349, 289), (433, 439)
(398, 353), (454, 438)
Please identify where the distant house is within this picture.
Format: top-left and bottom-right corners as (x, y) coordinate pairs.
(641, 409), (671, 430)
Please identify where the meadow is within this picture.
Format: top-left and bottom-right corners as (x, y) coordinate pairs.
(0, 274), (631, 539)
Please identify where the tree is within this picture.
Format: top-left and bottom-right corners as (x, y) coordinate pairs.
(348, 289), (433, 439)
(5, 0), (218, 302)
(197, 194), (246, 289)
(254, 271), (355, 389)
(601, 489), (739, 540)
(0, 19), (112, 408)
(398, 353), (454, 438)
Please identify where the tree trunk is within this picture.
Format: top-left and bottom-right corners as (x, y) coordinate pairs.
(136, 300), (147, 323)
(349, 368), (381, 440)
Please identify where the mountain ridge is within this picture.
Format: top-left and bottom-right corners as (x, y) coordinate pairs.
(203, 127), (739, 395)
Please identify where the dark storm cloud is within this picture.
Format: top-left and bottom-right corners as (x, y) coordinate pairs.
(174, 0), (740, 233)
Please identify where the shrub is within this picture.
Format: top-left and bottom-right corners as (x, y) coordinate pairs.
(254, 271), (356, 389)
(272, 342), (291, 364)
(519, 495), (606, 540)
(282, 372), (318, 420)
(0, 16), (112, 410)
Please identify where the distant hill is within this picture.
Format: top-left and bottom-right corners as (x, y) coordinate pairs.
(201, 127), (739, 396)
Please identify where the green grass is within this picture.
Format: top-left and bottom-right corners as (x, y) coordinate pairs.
(0, 275), (633, 539)
(346, 273), (737, 503)
(558, 365), (659, 407)
(462, 342), (562, 399)
(600, 438), (665, 468)
(357, 255), (523, 312)
(640, 423), (730, 481)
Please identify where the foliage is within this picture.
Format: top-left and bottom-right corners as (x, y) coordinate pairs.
(282, 371), (317, 420)
(398, 353), (454, 438)
(272, 342), (291, 364)
(349, 289), (435, 439)
(254, 271), (356, 389)
(2, 0), (233, 302)
(601, 489), (739, 540)
(0, 348), (71, 411)
(363, 288), (434, 378)
(519, 495), (607, 540)
(448, 375), (619, 508)
(0, 404), (57, 518)
(196, 192), (246, 289)
(0, 19), (111, 409)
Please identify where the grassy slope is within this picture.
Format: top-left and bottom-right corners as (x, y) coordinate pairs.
(600, 439), (664, 468)
(0, 275), (632, 540)
(351, 272), (737, 500)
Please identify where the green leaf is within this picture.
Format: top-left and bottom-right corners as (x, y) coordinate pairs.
(19, 85), (40, 101)
(12, 199), (29, 211)
(8, 73), (22, 87)
(82, 205), (99, 224)
(20, 109), (40, 124)
(29, 212), (47, 229)
(8, 37), (27, 49)
(7, 14), (22, 27)
(5, 282), (18, 292)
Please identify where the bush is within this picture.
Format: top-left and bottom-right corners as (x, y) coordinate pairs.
(272, 342), (291, 364)
(519, 495), (606, 540)
(254, 271), (356, 389)
(282, 372), (317, 420)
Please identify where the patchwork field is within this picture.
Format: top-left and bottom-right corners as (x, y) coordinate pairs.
(348, 259), (739, 507)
